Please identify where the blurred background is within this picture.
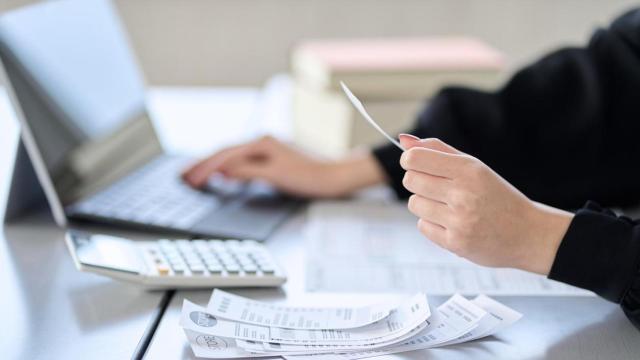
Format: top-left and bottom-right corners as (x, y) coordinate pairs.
(1, 0), (637, 86)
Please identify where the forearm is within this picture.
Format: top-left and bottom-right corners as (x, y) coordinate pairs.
(323, 150), (387, 197)
(373, 9), (640, 207)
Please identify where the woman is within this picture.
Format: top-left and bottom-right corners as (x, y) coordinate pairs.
(184, 9), (640, 329)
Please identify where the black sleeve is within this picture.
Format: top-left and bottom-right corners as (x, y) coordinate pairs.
(549, 201), (640, 330)
(373, 8), (640, 210)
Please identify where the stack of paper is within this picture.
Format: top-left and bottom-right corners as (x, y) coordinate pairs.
(180, 289), (522, 359)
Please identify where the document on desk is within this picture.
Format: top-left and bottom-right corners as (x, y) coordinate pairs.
(207, 289), (394, 329)
(249, 294), (483, 357)
(179, 290), (522, 359)
(183, 293), (430, 346)
(281, 294), (490, 360)
(305, 200), (593, 296)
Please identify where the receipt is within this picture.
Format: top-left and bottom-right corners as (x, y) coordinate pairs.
(182, 293), (522, 359)
(269, 293), (430, 345)
(237, 317), (429, 355)
(282, 294), (487, 360)
(181, 300), (271, 342)
(184, 330), (273, 359)
(440, 294), (522, 346)
(182, 294), (430, 346)
(207, 289), (393, 330)
(340, 81), (405, 151)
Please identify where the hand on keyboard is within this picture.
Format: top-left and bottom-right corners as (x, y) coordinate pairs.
(205, 174), (247, 198)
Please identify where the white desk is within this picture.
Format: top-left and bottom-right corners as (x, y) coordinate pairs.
(144, 212), (640, 360)
(0, 84), (266, 359)
(143, 81), (640, 359)
(2, 81), (640, 359)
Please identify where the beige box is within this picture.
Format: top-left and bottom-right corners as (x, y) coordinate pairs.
(293, 84), (424, 158)
(291, 37), (505, 157)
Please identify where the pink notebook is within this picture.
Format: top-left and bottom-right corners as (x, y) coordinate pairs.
(295, 37), (504, 72)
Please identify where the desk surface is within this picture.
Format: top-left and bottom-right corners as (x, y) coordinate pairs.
(144, 213), (640, 360)
(0, 214), (166, 359)
(0, 84), (264, 359)
(2, 83), (640, 360)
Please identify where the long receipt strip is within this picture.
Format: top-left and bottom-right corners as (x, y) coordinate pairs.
(340, 81), (405, 151)
(183, 291), (430, 346)
(180, 289), (522, 359)
(206, 289), (394, 329)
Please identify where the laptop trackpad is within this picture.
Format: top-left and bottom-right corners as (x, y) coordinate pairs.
(191, 194), (301, 240)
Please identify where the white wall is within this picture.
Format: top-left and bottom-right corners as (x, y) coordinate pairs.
(2, 0), (638, 85)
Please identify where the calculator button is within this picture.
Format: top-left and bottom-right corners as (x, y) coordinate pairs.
(242, 265), (258, 273)
(225, 265), (240, 273)
(226, 240), (240, 247)
(220, 256), (236, 263)
(156, 265), (170, 275)
(206, 261), (222, 269)
(167, 253), (181, 260)
(185, 255), (201, 263)
(259, 264), (275, 272)
(207, 265), (223, 273)
(189, 263), (206, 271)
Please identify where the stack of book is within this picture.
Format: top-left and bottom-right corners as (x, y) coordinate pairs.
(291, 37), (505, 158)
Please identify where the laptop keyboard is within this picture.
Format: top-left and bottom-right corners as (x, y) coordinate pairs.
(70, 156), (221, 230)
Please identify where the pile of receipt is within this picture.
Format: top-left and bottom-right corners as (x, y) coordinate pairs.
(180, 289), (522, 359)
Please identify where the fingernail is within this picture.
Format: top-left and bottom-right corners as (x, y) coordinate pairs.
(399, 133), (420, 141)
(398, 134), (420, 141)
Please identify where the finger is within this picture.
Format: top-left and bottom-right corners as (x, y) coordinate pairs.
(184, 141), (266, 187)
(407, 194), (452, 228)
(402, 170), (452, 203)
(223, 162), (274, 182)
(182, 145), (238, 180)
(398, 133), (420, 149)
(400, 147), (467, 178)
(399, 135), (462, 155)
(417, 218), (448, 248)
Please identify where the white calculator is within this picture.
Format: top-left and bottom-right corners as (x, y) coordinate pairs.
(65, 231), (287, 289)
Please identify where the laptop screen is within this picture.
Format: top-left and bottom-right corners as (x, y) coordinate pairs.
(0, 0), (161, 205)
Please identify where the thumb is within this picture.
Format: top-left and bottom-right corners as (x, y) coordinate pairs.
(398, 134), (462, 155)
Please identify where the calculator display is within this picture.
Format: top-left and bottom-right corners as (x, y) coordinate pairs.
(71, 233), (143, 274)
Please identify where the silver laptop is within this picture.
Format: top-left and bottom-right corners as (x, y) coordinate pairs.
(0, 0), (299, 240)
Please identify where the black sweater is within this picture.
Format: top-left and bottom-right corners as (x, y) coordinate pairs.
(372, 9), (640, 330)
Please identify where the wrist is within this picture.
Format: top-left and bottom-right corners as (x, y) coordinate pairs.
(324, 151), (387, 196)
(519, 202), (574, 275)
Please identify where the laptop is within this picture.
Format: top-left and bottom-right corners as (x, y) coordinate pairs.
(0, 0), (299, 240)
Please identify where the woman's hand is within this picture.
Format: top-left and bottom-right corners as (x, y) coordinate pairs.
(399, 134), (574, 275)
(182, 135), (386, 198)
